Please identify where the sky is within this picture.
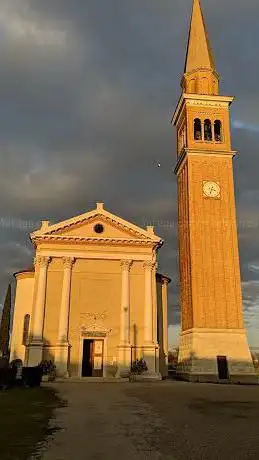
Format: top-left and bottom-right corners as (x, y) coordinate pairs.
(0, 0), (259, 349)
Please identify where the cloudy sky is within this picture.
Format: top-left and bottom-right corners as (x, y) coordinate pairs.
(0, 0), (259, 348)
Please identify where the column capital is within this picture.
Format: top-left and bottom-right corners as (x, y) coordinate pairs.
(120, 260), (132, 271)
(62, 257), (75, 269)
(143, 261), (156, 271)
(34, 256), (51, 269)
(161, 277), (170, 286)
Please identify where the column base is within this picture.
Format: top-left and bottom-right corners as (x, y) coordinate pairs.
(142, 343), (158, 374)
(116, 344), (132, 378)
(54, 342), (70, 378)
(27, 342), (43, 367)
(176, 328), (257, 384)
(130, 371), (162, 382)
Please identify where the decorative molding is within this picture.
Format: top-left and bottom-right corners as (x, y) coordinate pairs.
(34, 256), (51, 268)
(33, 235), (157, 247)
(186, 100), (229, 108)
(153, 262), (158, 271)
(81, 323), (112, 337)
(51, 213), (147, 238)
(143, 261), (156, 270)
(120, 260), (133, 271)
(62, 256), (75, 269)
(34, 213), (151, 240)
(80, 311), (108, 322)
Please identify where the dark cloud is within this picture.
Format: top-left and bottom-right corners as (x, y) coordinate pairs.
(0, 0), (259, 346)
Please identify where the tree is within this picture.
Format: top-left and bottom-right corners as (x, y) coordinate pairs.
(0, 284), (11, 357)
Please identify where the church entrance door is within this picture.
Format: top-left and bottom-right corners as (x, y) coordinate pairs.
(82, 339), (94, 377)
(81, 339), (104, 377)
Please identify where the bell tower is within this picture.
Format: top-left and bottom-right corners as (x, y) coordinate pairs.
(172, 0), (256, 383)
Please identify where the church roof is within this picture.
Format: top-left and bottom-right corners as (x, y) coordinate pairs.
(30, 202), (163, 248)
(184, 0), (216, 74)
(13, 267), (35, 278)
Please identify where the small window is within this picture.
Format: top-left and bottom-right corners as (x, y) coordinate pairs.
(204, 119), (212, 141)
(214, 120), (222, 142)
(22, 314), (30, 345)
(194, 118), (202, 140)
(94, 223), (104, 234)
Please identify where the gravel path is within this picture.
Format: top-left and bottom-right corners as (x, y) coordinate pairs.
(38, 380), (259, 460)
(40, 382), (173, 460)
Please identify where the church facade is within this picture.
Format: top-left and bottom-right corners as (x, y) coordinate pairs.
(10, 203), (170, 379)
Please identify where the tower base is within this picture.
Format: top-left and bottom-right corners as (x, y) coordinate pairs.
(177, 328), (258, 385)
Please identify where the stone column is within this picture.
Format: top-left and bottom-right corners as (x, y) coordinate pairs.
(116, 260), (132, 378)
(144, 261), (154, 345)
(142, 261), (161, 379)
(58, 257), (75, 343)
(161, 278), (169, 362)
(28, 256), (51, 366)
(33, 256), (51, 340)
(55, 257), (75, 377)
(161, 277), (169, 378)
(119, 260), (131, 345)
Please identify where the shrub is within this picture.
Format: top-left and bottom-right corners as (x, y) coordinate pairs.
(131, 358), (148, 375)
(39, 360), (56, 381)
(22, 367), (43, 388)
(0, 368), (16, 390)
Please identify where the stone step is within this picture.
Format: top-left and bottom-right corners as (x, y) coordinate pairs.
(53, 377), (130, 383)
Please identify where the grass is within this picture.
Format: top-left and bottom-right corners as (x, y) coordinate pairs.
(0, 386), (65, 460)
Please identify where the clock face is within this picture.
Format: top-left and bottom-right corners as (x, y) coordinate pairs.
(203, 181), (221, 198)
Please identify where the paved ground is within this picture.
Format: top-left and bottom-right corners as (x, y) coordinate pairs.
(37, 380), (259, 460)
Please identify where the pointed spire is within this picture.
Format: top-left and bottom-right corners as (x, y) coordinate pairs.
(181, 0), (219, 95)
(185, 0), (215, 73)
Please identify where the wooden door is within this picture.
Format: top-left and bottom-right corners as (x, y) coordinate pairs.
(217, 355), (229, 380)
(92, 340), (104, 377)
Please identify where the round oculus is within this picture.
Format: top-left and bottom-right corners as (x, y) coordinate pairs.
(94, 223), (104, 234)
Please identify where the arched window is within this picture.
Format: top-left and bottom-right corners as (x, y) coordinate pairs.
(189, 78), (196, 93)
(194, 118), (202, 140)
(201, 77), (209, 94)
(204, 119), (212, 141)
(214, 120), (222, 142)
(22, 314), (30, 345)
(213, 80), (218, 95)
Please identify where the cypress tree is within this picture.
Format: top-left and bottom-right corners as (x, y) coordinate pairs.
(0, 284), (11, 357)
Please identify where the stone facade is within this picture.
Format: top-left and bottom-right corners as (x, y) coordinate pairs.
(10, 203), (170, 380)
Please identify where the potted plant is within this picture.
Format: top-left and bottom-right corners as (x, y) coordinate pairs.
(129, 358), (148, 382)
(39, 360), (56, 382)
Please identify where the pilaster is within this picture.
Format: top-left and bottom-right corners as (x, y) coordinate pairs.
(27, 255), (51, 366)
(116, 260), (132, 378)
(55, 257), (75, 377)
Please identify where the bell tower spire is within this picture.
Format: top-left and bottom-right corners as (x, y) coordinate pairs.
(182, 0), (219, 95)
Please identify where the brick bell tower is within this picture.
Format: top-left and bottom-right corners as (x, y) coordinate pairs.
(172, 0), (256, 383)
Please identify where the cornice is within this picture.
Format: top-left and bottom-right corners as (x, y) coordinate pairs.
(172, 93), (234, 126)
(174, 148), (237, 176)
(33, 234), (162, 248)
(47, 214), (146, 238)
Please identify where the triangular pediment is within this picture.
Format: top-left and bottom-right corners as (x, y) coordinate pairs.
(31, 203), (161, 245)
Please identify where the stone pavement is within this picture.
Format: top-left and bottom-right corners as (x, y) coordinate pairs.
(36, 380), (259, 460)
